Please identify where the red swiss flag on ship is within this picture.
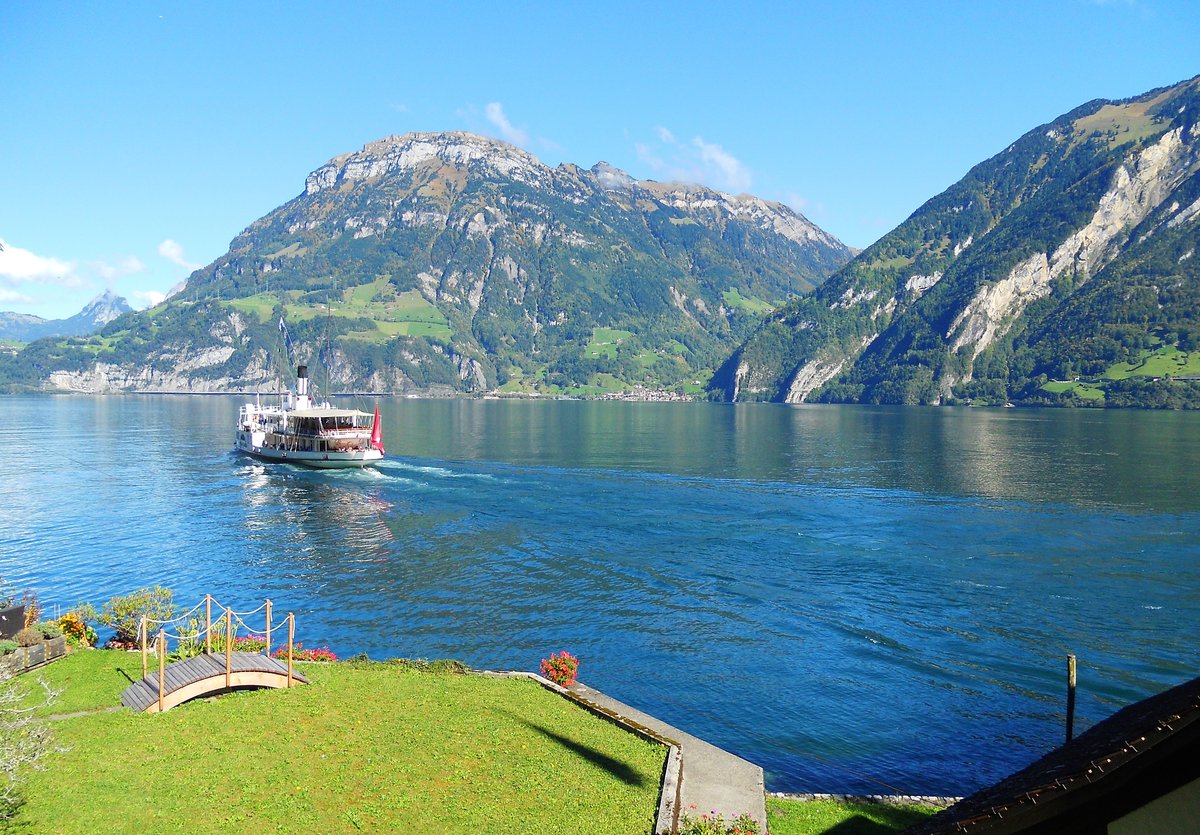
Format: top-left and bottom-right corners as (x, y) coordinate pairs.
(370, 405), (385, 454)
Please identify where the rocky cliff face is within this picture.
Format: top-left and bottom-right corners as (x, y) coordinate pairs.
(719, 76), (1200, 407)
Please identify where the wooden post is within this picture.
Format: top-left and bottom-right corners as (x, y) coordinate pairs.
(157, 630), (166, 713)
(205, 594), (212, 655)
(287, 613), (295, 687)
(1066, 654), (1077, 743)
(140, 616), (148, 679)
(265, 599), (272, 657)
(225, 608), (233, 689)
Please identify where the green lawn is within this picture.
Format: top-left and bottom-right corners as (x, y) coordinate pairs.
(11, 651), (664, 833)
(766, 796), (937, 834)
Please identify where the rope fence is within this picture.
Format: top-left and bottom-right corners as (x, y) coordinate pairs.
(137, 594), (299, 713)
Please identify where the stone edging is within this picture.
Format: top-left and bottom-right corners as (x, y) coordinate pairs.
(767, 791), (960, 808)
(479, 671), (683, 834)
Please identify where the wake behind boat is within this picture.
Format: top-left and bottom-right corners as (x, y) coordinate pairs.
(235, 365), (384, 468)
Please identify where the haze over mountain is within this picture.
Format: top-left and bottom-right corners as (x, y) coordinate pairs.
(0, 290), (132, 343)
(0, 132), (852, 394)
(715, 76), (1200, 408)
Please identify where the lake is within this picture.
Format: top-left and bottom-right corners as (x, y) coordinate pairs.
(2, 395), (1197, 796)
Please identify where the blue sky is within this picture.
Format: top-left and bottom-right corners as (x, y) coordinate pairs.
(2, 1), (1198, 320)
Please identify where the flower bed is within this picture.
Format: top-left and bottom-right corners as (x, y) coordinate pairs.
(0, 635), (67, 675)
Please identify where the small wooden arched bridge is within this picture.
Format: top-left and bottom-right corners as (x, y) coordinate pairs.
(120, 595), (310, 714)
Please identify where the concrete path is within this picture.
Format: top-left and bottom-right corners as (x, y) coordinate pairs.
(568, 681), (766, 833)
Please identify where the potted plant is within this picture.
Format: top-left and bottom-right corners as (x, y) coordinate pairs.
(0, 578), (24, 641)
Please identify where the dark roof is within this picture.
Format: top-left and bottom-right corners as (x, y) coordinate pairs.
(907, 674), (1200, 834)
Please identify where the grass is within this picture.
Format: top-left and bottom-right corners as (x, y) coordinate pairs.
(225, 280), (453, 345)
(585, 328), (635, 360)
(10, 650), (665, 833)
(1041, 380), (1106, 401)
(766, 796), (937, 834)
(1070, 94), (1169, 152)
(721, 288), (775, 316)
(228, 293), (281, 322)
(1103, 345), (1200, 380)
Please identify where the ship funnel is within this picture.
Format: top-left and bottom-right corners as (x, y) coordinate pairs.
(296, 365), (309, 397)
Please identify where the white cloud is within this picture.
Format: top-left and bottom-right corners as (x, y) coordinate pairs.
(131, 289), (167, 309)
(635, 142), (665, 173)
(484, 102), (529, 145)
(634, 129), (753, 194)
(783, 192), (810, 212)
(0, 288), (34, 304)
(0, 238), (76, 284)
(158, 239), (201, 272)
(692, 137), (752, 193)
(93, 255), (145, 280)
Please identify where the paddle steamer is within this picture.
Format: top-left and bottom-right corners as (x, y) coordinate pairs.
(235, 365), (384, 468)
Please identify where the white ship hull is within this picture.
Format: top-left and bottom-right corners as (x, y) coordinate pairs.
(235, 430), (383, 469)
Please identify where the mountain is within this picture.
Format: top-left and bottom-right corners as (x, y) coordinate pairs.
(0, 291), (132, 342)
(716, 76), (1200, 408)
(3, 132), (852, 395)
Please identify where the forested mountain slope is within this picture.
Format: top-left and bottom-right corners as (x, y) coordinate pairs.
(715, 76), (1200, 408)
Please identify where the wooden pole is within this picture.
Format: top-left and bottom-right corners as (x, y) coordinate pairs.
(140, 616), (148, 679)
(287, 613), (294, 687)
(265, 599), (272, 657)
(205, 594), (212, 655)
(225, 608), (233, 689)
(1066, 654), (1077, 743)
(157, 630), (166, 713)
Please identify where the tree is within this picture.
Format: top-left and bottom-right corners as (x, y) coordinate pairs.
(0, 669), (61, 820)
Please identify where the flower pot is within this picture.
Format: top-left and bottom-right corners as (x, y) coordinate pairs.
(0, 604), (25, 640)
(23, 643), (46, 667)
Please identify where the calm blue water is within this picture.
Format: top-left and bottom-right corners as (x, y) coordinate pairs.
(2, 395), (1198, 796)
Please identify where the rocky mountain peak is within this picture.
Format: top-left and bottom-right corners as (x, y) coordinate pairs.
(79, 290), (131, 326)
(590, 161), (634, 191)
(304, 131), (549, 196)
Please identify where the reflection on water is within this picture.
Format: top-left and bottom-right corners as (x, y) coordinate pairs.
(1, 394), (1198, 795)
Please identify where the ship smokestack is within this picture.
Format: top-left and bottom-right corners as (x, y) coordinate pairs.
(296, 364), (309, 397)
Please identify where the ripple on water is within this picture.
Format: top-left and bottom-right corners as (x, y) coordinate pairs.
(2, 396), (1199, 796)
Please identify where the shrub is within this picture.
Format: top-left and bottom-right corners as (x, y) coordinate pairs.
(61, 605), (99, 648)
(34, 622), (62, 640)
(13, 629), (41, 648)
(0, 641), (15, 656)
(232, 634), (267, 653)
(96, 586), (177, 644)
(428, 659), (469, 675)
(57, 613), (90, 646)
(676, 810), (760, 834)
(272, 644), (337, 662)
(20, 592), (40, 629)
(540, 651), (580, 687)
